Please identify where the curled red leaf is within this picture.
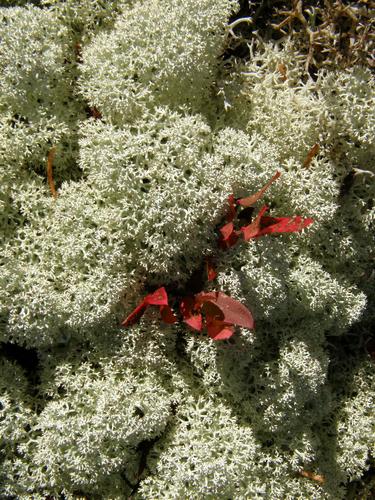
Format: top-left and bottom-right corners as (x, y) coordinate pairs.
(241, 206), (314, 240)
(206, 318), (235, 340)
(226, 194), (237, 222)
(196, 291), (254, 329)
(256, 215), (314, 236)
(203, 302), (234, 341)
(218, 222), (239, 249)
(201, 300), (224, 321)
(241, 205), (269, 241)
(220, 222), (235, 240)
(185, 314), (203, 331)
(145, 287), (169, 306)
(181, 292), (253, 339)
(121, 301), (147, 327)
(160, 305), (177, 324)
(180, 296), (203, 331)
(121, 287), (173, 327)
(180, 296), (195, 317)
(238, 171), (281, 207)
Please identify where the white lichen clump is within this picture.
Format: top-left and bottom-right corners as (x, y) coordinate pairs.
(0, 0), (374, 498)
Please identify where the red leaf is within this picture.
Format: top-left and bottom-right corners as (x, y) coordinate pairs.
(204, 303), (234, 340)
(226, 194), (237, 222)
(121, 287), (170, 327)
(220, 221), (234, 240)
(144, 287), (169, 306)
(196, 291), (254, 329)
(206, 318), (235, 340)
(180, 296), (195, 317)
(256, 216), (314, 236)
(205, 257), (217, 281)
(219, 232), (239, 249)
(180, 296), (203, 331)
(185, 314), (203, 331)
(202, 300), (224, 321)
(121, 301), (147, 327)
(241, 205), (269, 241)
(238, 171), (281, 207)
(160, 305), (177, 324)
(218, 222), (239, 249)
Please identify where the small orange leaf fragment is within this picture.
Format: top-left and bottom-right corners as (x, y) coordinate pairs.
(74, 41), (83, 63)
(277, 63), (288, 81)
(89, 106), (102, 119)
(303, 143), (320, 168)
(205, 257), (217, 281)
(299, 470), (325, 484)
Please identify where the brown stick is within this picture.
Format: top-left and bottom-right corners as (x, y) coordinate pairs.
(47, 146), (58, 199)
(299, 470), (325, 484)
(303, 143), (320, 168)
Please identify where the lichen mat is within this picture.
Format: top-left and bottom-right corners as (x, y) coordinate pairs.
(0, 0), (373, 498)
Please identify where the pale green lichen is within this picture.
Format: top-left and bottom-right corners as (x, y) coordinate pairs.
(0, 0), (374, 498)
